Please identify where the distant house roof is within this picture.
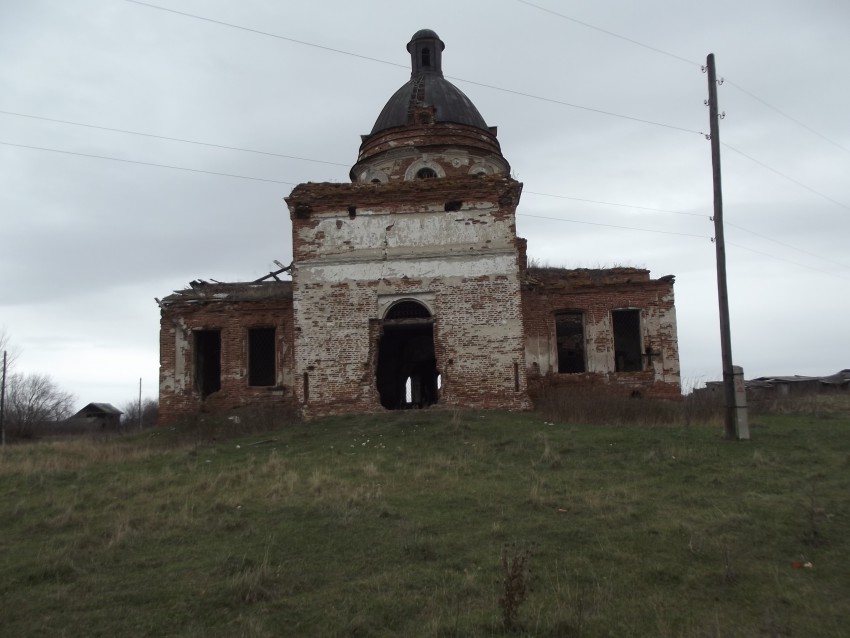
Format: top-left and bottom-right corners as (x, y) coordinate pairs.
(705, 370), (850, 391)
(72, 403), (123, 418)
(751, 370), (850, 386)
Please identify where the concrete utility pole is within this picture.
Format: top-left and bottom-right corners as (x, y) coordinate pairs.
(706, 53), (749, 440)
(138, 377), (143, 431)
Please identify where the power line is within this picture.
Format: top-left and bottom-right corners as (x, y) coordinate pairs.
(6, 137), (847, 279)
(727, 222), (850, 271)
(515, 0), (701, 68)
(124, 0), (703, 136)
(519, 212), (850, 281)
(721, 142), (850, 211)
(447, 79), (702, 135)
(727, 241), (850, 281)
(124, 0), (408, 71)
(516, 0), (850, 157)
(524, 190), (707, 218)
(526, 192), (850, 272)
(8, 137), (844, 273)
(516, 212), (711, 239)
(0, 110), (350, 167)
(0, 141), (296, 185)
(123, 0), (849, 206)
(724, 80), (850, 156)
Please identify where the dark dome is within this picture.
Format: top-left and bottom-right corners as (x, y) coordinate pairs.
(370, 75), (488, 134)
(409, 28), (442, 42)
(368, 28), (489, 135)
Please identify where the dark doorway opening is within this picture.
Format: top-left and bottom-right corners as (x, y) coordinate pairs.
(376, 301), (438, 409)
(248, 327), (276, 387)
(612, 309), (643, 372)
(194, 330), (221, 397)
(555, 311), (585, 373)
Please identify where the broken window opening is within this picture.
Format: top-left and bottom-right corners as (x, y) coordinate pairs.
(377, 300), (438, 410)
(348, 206), (357, 218)
(416, 167), (437, 179)
(444, 200), (463, 212)
(555, 311), (586, 373)
(612, 309), (643, 372)
(194, 330), (221, 398)
(386, 300), (431, 319)
(248, 327), (276, 387)
(422, 47), (431, 67)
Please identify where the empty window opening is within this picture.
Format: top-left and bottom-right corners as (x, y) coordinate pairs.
(612, 309), (643, 372)
(444, 200), (463, 212)
(348, 205), (357, 218)
(386, 300), (431, 319)
(194, 330), (221, 398)
(248, 327), (276, 386)
(555, 311), (586, 373)
(303, 372), (309, 402)
(416, 167), (437, 180)
(377, 301), (438, 410)
(422, 47), (431, 67)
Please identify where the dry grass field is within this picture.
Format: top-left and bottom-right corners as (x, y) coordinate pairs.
(1, 394), (848, 636)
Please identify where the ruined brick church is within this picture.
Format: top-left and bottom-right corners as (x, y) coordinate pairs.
(158, 30), (681, 422)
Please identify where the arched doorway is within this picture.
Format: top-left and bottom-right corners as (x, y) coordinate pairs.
(376, 300), (438, 409)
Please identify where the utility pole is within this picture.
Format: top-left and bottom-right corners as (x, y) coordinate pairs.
(138, 377), (143, 431)
(706, 53), (749, 440)
(1, 351), (6, 447)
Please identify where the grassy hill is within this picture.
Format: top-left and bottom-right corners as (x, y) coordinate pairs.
(1, 400), (849, 637)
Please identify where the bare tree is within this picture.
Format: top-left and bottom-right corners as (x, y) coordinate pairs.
(122, 397), (159, 429)
(6, 373), (76, 438)
(0, 327), (20, 370)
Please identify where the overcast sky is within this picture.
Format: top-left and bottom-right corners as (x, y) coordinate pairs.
(2, 0), (848, 412)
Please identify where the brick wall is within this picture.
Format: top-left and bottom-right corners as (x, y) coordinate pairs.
(158, 284), (295, 422)
(522, 268), (681, 400)
(288, 176), (530, 418)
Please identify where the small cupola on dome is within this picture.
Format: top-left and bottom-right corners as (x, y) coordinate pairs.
(350, 29), (511, 183)
(407, 29), (445, 77)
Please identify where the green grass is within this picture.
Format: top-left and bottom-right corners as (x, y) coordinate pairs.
(1, 403), (849, 637)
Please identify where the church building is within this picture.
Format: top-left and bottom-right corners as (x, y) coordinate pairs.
(158, 30), (681, 422)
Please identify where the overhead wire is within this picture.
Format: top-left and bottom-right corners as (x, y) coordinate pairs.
(726, 222), (850, 271)
(516, 212), (710, 239)
(0, 110), (350, 167)
(5, 137), (849, 278)
(123, 0), (703, 136)
(0, 141), (297, 186)
(524, 190), (707, 218)
(721, 142), (850, 211)
(515, 0), (701, 68)
(3, 1), (843, 277)
(120, 0), (847, 211)
(514, 0), (850, 156)
(726, 241), (850, 281)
